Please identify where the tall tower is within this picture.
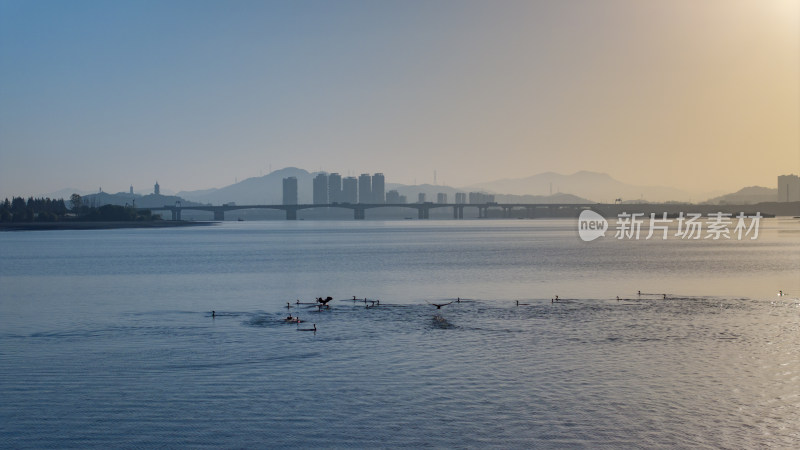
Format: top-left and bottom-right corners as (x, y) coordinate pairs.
(313, 173), (328, 204)
(778, 174), (800, 202)
(358, 174), (372, 204)
(371, 173), (385, 204)
(342, 177), (358, 203)
(154, 181), (160, 195)
(328, 173), (342, 203)
(130, 185), (134, 195)
(282, 177), (298, 205)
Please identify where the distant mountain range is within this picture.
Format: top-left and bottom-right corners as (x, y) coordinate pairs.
(703, 186), (778, 205)
(173, 168), (596, 205)
(176, 167), (317, 205)
(43, 168), (779, 207)
(75, 191), (204, 209)
(463, 171), (701, 203)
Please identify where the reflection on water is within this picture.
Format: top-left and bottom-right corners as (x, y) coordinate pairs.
(0, 219), (798, 447)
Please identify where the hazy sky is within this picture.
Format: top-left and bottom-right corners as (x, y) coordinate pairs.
(1, 0), (798, 198)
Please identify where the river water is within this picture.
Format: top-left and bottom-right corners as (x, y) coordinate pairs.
(1, 219), (798, 448)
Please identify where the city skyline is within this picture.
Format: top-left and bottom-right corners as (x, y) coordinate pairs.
(26, 166), (797, 205)
(1, 1), (798, 198)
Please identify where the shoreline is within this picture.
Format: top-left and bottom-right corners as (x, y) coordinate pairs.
(0, 221), (219, 231)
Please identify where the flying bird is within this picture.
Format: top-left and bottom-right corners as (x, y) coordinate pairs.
(427, 300), (454, 309)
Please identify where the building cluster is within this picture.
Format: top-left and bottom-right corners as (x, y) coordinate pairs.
(777, 174), (800, 202)
(282, 172), (497, 206)
(468, 192), (495, 204)
(385, 190), (407, 204)
(302, 173), (387, 205)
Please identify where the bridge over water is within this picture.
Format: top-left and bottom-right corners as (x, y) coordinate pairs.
(142, 202), (598, 221)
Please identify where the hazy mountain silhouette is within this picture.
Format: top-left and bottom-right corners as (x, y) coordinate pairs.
(703, 186), (778, 205)
(177, 167), (318, 204)
(38, 187), (94, 199)
(45, 168), (778, 208)
(175, 170), (595, 206)
(76, 191), (204, 209)
(385, 183), (591, 204)
(462, 171), (696, 203)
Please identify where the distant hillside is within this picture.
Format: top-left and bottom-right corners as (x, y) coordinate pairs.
(703, 186), (778, 205)
(493, 192), (592, 204)
(77, 191), (204, 209)
(39, 187), (94, 199)
(53, 168), (780, 208)
(384, 184), (592, 204)
(173, 168), (595, 205)
(463, 171), (692, 203)
(177, 167), (318, 204)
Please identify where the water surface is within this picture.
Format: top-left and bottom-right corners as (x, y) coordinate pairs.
(1, 219), (798, 448)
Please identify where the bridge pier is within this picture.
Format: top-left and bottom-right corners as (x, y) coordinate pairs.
(172, 209), (181, 221)
(418, 207), (430, 219)
(354, 207), (365, 220)
(214, 209), (224, 221)
(502, 206), (512, 218)
(525, 206), (535, 219)
(286, 208), (297, 220)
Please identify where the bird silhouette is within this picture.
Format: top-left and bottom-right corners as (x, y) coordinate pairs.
(317, 296), (334, 306)
(427, 300), (453, 309)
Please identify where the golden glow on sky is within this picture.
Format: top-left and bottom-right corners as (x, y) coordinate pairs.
(0, 0), (797, 198)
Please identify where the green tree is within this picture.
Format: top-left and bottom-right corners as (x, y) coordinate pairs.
(11, 197), (26, 214)
(70, 194), (83, 213)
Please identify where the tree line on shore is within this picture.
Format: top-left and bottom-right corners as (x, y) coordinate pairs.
(0, 194), (160, 223)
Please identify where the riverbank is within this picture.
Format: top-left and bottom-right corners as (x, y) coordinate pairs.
(0, 221), (218, 231)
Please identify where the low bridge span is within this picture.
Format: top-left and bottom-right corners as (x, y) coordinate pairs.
(141, 203), (598, 221)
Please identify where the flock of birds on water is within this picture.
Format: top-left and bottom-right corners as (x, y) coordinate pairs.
(210, 290), (792, 334)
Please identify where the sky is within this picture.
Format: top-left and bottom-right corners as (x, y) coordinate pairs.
(1, 0), (798, 198)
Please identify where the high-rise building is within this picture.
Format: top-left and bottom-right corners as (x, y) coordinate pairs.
(469, 192), (494, 204)
(778, 174), (800, 202)
(130, 185), (134, 195)
(418, 193), (426, 203)
(386, 190), (401, 203)
(437, 193), (447, 204)
(455, 192), (466, 204)
(313, 173), (328, 204)
(371, 173), (385, 204)
(328, 173), (342, 203)
(358, 174), (372, 204)
(283, 177), (298, 205)
(342, 177), (358, 203)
